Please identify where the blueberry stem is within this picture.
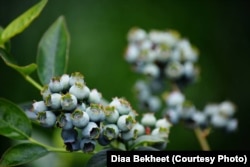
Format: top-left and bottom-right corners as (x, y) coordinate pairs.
(25, 75), (43, 91)
(194, 127), (210, 151)
(172, 83), (211, 151)
(28, 137), (74, 153)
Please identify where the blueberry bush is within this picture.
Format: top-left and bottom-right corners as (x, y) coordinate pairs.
(0, 0), (238, 166)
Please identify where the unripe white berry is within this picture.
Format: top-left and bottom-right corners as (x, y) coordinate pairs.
(117, 115), (135, 132)
(32, 101), (47, 114)
(192, 111), (207, 126)
(142, 64), (160, 78)
(60, 74), (70, 90)
(69, 82), (90, 100)
(166, 91), (185, 107)
(45, 93), (61, 109)
(128, 28), (147, 42)
(88, 89), (102, 104)
(211, 114), (227, 128)
(69, 72), (84, 86)
(226, 118), (238, 132)
(110, 98), (131, 115)
(165, 61), (184, 79)
(125, 44), (140, 63)
(61, 93), (78, 111)
(219, 101), (235, 117)
(49, 77), (62, 93)
(141, 113), (156, 127)
(151, 127), (169, 139)
(155, 118), (172, 129)
(204, 104), (219, 116)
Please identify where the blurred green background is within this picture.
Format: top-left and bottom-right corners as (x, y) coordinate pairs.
(0, 0), (250, 165)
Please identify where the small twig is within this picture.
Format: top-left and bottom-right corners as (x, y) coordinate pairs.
(25, 75), (43, 91)
(194, 128), (210, 151)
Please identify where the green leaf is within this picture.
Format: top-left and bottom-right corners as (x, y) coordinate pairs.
(0, 48), (37, 76)
(0, 143), (49, 167)
(0, 0), (48, 43)
(37, 16), (70, 85)
(129, 135), (166, 151)
(134, 146), (160, 151)
(0, 98), (32, 140)
(87, 149), (115, 167)
(0, 27), (4, 47)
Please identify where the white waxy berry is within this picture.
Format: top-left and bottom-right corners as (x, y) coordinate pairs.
(151, 127), (169, 139)
(165, 61), (184, 79)
(165, 108), (181, 124)
(71, 109), (89, 128)
(141, 113), (156, 127)
(110, 98), (131, 115)
(37, 111), (56, 127)
(128, 28), (147, 42)
(211, 114), (227, 128)
(130, 123), (145, 137)
(69, 72), (84, 86)
(61, 93), (77, 111)
(166, 91), (185, 107)
(225, 118), (238, 132)
(49, 77), (62, 93)
(145, 96), (161, 112)
(177, 39), (197, 62)
(104, 106), (119, 124)
(142, 64), (160, 78)
(219, 101), (235, 117)
(125, 44), (140, 63)
(155, 118), (172, 129)
(183, 62), (195, 78)
(57, 113), (74, 130)
(86, 104), (105, 122)
(45, 93), (61, 109)
(32, 101), (47, 114)
(69, 82), (90, 100)
(191, 111), (207, 126)
(88, 89), (102, 104)
(41, 85), (51, 101)
(117, 115), (136, 132)
(60, 74), (70, 90)
(121, 126), (138, 141)
(103, 124), (119, 141)
(204, 104), (219, 117)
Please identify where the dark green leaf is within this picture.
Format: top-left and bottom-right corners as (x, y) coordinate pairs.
(0, 48), (37, 76)
(0, 98), (32, 140)
(134, 146), (160, 151)
(0, 143), (49, 167)
(87, 149), (115, 167)
(0, 27), (4, 48)
(0, 0), (48, 43)
(129, 135), (166, 150)
(37, 16), (70, 85)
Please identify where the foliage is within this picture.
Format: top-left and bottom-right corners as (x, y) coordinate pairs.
(0, 1), (238, 167)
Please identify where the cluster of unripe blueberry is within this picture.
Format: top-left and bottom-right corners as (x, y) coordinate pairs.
(125, 27), (199, 88)
(27, 72), (171, 153)
(125, 28), (237, 133)
(164, 91), (237, 132)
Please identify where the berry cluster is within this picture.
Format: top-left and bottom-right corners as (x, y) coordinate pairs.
(125, 28), (199, 89)
(164, 91), (237, 132)
(125, 28), (237, 133)
(27, 72), (170, 153)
